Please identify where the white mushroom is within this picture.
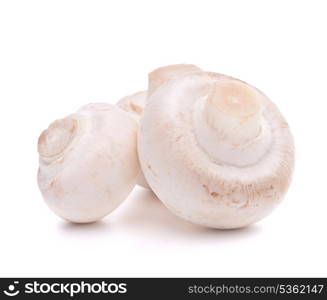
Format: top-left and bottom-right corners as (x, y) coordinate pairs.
(117, 91), (149, 188)
(117, 64), (201, 189)
(138, 71), (295, 229)
(37, 103), (139, 223)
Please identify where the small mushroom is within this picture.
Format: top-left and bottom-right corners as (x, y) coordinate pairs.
(117, 64), (201, 189)
(138, 71), (295, 229)
(37, 103), (139, 223)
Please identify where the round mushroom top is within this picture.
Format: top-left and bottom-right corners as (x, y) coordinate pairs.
(141, 71), (294, 200)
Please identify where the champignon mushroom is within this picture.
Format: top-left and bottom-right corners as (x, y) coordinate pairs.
(37, 103), (139, 223)
(117, 91), (149, 189)
(138, 71), (295, 229)
(117, 64), (201, 189)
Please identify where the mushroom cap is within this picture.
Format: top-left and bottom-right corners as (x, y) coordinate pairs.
(117, 91), (150, 189)
(38, 103), (139, 223)
(117, 90), (147, 118)
(138, 72), (295, 229)
(148, 64), (201, 96)
(116, 64), (202, 190)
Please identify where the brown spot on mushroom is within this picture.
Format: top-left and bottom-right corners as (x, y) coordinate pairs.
(130, 103), (143, 115)
(49, 179), (55, 188)
(210, 192), (220, 197)
(280, 120), (289, 128)
(49, 178), (65, 198)
(147, 164), (158, 177)
(202, 184), (209, 193)
(231, 198), (250, 209)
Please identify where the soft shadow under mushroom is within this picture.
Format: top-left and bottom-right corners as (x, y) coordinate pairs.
(57, 187), (262, 242)
(115, 188), (262, 241)
(57, 219), (111, 236)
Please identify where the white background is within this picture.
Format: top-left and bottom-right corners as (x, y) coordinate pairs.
(0, 0), (326, 277)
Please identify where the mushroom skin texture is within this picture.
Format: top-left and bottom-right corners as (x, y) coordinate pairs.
(117, 64), (202, 189)
(139, 71), (295, 229)
(38, 103), (139, 223)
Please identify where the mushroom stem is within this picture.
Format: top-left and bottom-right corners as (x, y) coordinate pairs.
(205, 79), (262, 145)
(38, 117), (77, 162)
(194, 77), (272, 167)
